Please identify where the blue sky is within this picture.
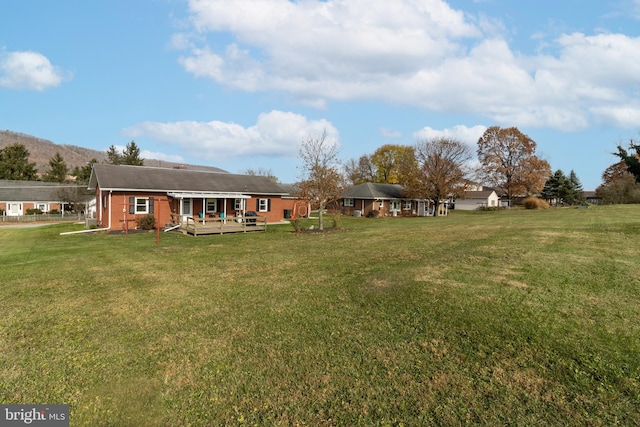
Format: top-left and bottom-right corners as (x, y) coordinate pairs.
(1, 0), (640, 189)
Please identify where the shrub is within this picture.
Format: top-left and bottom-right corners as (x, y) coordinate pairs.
(367, 210), (380, 218)
(331, 214), (342, 229)
(289, 218), (304, 233)
(137, 214), (156, 230)
(49, 209), (60, 215)
(26, 208), (43, 215)
(522, 197), (550, 210)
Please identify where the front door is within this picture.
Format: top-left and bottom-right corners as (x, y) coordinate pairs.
(181, 198), (192, 221)
(7, 203), (22, 216)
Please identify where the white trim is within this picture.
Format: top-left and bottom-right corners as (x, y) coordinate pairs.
(167, 192), (251, 199)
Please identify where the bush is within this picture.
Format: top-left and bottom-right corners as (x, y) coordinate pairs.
(367, 210), (380, 218)
(522, 197), (550, 210)
(289, 218), (304, 233)
(331, 214), (342, 229)
(49, 209), (60, 215)
(26, 208), (43, 215)
(137, 214), (156, 230)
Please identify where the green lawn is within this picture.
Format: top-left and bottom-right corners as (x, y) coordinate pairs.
(1, 206), (639, 426)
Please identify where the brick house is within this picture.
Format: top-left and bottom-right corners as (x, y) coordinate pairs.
(88, 164), (300, 231)
(0, 179), (92, 217)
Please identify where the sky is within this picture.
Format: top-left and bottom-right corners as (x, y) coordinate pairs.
(1, 0), (640, 190)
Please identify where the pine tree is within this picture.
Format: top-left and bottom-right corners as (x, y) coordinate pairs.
(106, 141), (144, 166)
(567, 170), (586, 205)
(43, 152), (69, 182)
(0, 143), (38, 180)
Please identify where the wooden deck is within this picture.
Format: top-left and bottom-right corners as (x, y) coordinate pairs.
(175, 214), (268, 236)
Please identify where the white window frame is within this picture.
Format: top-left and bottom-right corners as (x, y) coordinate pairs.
(258, 198), (269, 212)
(135, 197), (149, 214)
(37, 203), (50, 212)
(234, 198), (246, 210)
(390, 200), (400, 211)
(206, 198), (217, 213)
(344, 198), (354, 207)
(402, 200), (412, 210)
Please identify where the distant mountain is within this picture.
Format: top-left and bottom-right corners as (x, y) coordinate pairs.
(0, 130), (227, 176)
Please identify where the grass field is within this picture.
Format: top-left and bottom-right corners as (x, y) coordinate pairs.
(1, 206), (639, 426)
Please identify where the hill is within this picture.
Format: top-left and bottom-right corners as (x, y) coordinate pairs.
(0, 130), (227, 175)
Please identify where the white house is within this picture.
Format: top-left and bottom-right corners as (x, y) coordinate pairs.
(454, 186), (500, 210)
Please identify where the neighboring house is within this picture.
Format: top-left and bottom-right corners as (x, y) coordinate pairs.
(454, 186), (501, 211)
(583, 191), (602, 205)
(341, 182), (434, 217)
(88, 164), (299, 231)
(0, 180), (93, 217)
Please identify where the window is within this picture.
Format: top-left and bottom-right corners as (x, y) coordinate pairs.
(343, 198), (354, 207)
(234, 198), (246, 210)
(390, 201), (400, 211)
(37, 203), (49, 212)
(206, 198), (217, 213)
(402, 200), (412, 210)
(257, 198), (270, 212)
(135, 197), (149, 214)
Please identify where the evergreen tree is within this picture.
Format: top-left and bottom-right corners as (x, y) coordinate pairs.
(541, 169), (585, 206)
(567, 170), (586, 205)
(0, 143), (38, 180)
(72, 158), (98, 184)
(122, 141), (144, 166)
(43, 152), (69, 182)
(106, 145), (123, 165)
(106, 141), (144, 166)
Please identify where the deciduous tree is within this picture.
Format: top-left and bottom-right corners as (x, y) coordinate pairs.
(370, 144), (415, 184)
(344, 155), (376, 185)
(296, 131), (344, 230)
(243, 167), (280, 183)
(0, 143), (38, 180)
(404, 137), (472, 216)
(477, 126), (551, 206)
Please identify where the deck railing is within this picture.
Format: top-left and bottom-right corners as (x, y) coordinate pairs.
(170, 213), (267, 236)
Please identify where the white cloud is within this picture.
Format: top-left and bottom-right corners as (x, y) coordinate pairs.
(141, 150), (185, 163)
(123, 110), (339, 161)
(0, 50), (68, 91)
(174, 0), (640, 131)
(413, 125), (487, 145)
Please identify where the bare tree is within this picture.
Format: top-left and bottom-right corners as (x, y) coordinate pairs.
(404, 137), (472, 216)
(243, 167), (280, 183)
(344, 155), (376, 185)
(297, 131), (344, 230)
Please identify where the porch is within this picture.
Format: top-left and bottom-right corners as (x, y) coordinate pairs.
(170, 213), (267, 236)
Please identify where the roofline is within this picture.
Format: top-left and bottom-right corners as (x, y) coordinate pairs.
(95, 186), (289, 196)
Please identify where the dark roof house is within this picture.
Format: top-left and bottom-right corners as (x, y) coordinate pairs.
(88, 164), (299, 232)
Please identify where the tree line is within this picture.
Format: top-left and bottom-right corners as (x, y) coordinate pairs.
(0, 141), (144, 183)
(299, 126), (560, 228)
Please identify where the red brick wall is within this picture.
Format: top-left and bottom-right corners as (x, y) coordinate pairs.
(96, 189), (308, 230)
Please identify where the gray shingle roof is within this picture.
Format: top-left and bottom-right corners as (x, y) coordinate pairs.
(0, 180), (85, 202)
(342, 182), (406, 199)
(89, 164), (289, 195)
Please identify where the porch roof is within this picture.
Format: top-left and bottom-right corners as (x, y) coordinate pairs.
(167, 192), (251, 199)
